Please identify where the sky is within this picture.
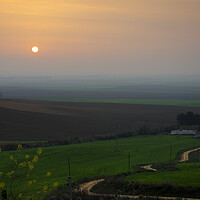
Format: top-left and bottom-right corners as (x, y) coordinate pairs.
(0, 0), (200, 76)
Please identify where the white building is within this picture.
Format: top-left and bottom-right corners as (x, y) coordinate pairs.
(171, 129), (196, 135)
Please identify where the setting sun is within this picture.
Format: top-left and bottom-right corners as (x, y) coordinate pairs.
(32, 46), (39, 53)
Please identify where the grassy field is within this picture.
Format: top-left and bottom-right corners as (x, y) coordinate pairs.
(125, 162), (200, 187)
(0, 135), (200, 199)
(27, 98), (200, 107)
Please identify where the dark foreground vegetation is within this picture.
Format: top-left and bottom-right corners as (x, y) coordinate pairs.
(44, 176), (186, 200)
(91, 177), (200, 199)
(45, 187), (165, 200)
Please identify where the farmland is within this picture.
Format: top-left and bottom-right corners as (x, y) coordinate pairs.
(0, 135), (200, 198)
(0, 99), (200, 141)
(125, 162), (200, 187)
(125, 147), (200, 187)
(0, 77), (200, 198)
(1, 77), (200, 141)
(26, 98), (200, 107)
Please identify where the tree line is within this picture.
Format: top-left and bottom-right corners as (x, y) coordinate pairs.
(177, 111), (200, 125)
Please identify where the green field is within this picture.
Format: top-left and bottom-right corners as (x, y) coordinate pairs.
(125, 162), (200, 186)
(27, 98), (200, 107)
(0, 135), (200, 199)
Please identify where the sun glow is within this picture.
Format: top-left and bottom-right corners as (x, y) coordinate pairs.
(32, 46), (39, 53)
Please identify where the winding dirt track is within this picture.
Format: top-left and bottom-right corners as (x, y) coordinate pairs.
(79, 179), (200, 200)
(77, 147), (200, 200)
(141, 164), (157, 171)
(180, 147), (200, 162)
(141, 146), (200, 171)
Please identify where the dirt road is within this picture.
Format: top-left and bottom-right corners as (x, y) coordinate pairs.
(141, 164), (157, 171)
(78, 179), (200, 200)
(141, 146), (200, 171)
(179, 147), (200, 162)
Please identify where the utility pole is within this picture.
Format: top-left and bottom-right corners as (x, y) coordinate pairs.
(68, 158), (71, 177)
(115, 123), (119, 152)
(131, 122), (134, 132)
(170, 146), (172, 162)
(67, 158), (72, 200)
(128, 152), (131, 173)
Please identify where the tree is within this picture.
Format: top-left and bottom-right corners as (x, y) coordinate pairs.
(177, 112), (200, 125)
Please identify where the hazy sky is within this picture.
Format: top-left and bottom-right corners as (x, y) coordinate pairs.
(0, 0), (200, 76)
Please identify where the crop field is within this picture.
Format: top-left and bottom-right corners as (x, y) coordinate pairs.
(0, 99), (200, 140)
(125, 149), (200, 187)
(0, 135), (199, 198)
(27, 98), (200, 107)
(125, 162), (200, 187)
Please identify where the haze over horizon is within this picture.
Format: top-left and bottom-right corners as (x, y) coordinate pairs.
(1, 0), (200, 76)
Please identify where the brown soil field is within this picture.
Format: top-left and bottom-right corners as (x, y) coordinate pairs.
(0, 99), (199, 141)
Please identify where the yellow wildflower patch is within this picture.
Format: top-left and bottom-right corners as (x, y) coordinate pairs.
(28, 181), (32, 185)
(18, 193), (22, 198)
(37, 148), (42, 155)
(43, 186), (48, 191)
(19, 161), (26, 168)
(17, 144), (22, 150)
(27, 161), (32, 166)
(46, 172), (51, 177)
(53, 182), (59, 187)
(10, 155), (14, 160)
(6, 171), (14, 178)
(29, 164), (34, 170)
(0, 182), (6, 188)
(32, 156), (38, 163)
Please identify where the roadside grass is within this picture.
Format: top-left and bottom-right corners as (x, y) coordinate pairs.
(26, 98), (200, 107)
(0, 135), (200, 198)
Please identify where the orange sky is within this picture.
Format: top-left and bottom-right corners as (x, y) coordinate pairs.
(0, 0), (200, 76)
